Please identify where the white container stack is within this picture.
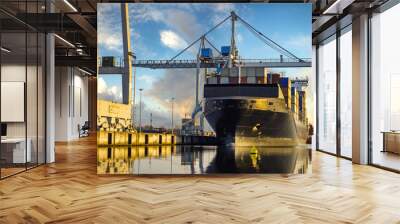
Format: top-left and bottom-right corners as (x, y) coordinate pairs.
(207, 77), (218, 84)
(247, 76), (256, 84)
(220, 77), (229, 84)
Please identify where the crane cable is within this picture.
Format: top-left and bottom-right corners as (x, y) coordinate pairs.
(235, 15), (303, 62)
(169, 15), (232, 62)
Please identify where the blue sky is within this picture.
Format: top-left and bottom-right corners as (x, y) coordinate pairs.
(98, 3), (311, 128)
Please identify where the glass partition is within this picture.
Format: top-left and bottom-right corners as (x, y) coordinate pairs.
(370, 3), (400, 171)
(0, 1), (46, 179)
(339, 27), (352, 158)
(0, 29), (28, 178)
(317, 35), (337, 154)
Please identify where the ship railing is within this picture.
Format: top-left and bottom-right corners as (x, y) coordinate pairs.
(98, 57), (312, 66)
(238, 58), (311, 63)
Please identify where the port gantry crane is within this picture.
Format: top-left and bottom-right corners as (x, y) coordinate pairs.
(138, 11), (311, 134)
(98, 10), (311, 134)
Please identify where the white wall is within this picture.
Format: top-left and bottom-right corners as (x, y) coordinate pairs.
(54, 67), (89, 141)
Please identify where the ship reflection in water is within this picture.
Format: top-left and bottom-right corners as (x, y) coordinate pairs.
(98, 145), (311, 174)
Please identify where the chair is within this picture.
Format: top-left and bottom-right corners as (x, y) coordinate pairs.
(79, 121), (90, 138)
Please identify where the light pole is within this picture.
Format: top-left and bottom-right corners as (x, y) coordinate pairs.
(150, 113), (152, 130)
(171, 97), (175, 135)
(139, 88), (143, 134)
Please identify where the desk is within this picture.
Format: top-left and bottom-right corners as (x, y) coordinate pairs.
(1, 138), (31, 163)
(382, 131), (400, 154)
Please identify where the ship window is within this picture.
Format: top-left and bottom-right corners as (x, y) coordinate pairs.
(268, 102), (273, 105)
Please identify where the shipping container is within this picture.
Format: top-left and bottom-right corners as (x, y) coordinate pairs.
(281, 87), (291, 109)
(230, 67), (239, 76)
(298, 91), (306, 122)
(102, 56), (115, 67)
(256, 77), (266, 84)
(207, 77), (218, 84)
(291, 87), (299, 114)
(279, 77), (289, 88)
(243, 67), (256, 77)
(201, 48), (213, 58)
(220, 77), (229, 84)
(220, 68), (229, 76)
(247, 76), (256, 84)
(229, 77), (239, 84)
(267, 73), (272, 84)
(255, 67), (265, 77)
(271, 73), (281, 84)
(221, 46), (231, 56)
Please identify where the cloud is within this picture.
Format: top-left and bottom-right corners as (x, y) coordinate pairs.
(130, 5), (203, 53)
(97, 77), (123, 103)
(160, 30), (188, 50)
(98, 32), (122, 53)
(138, 75), (156, 85)
(237, 33), (243, 43)
(209, 3), (237, 27)
(213, 3), (236, 13)
(97, 4), (122, 54)
(140, 69), (198, 127)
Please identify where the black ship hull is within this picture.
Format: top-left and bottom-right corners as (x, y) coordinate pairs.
(204, 98), (308, 146)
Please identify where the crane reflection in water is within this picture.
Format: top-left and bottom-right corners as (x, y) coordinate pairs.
(97, 145), (311, 174)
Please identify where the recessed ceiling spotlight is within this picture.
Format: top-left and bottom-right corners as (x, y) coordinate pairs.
(54, 34), (75, 48)
(78, 67), (93, 76)
(63, 0), (78, 12)
(1, 47), (11, 53)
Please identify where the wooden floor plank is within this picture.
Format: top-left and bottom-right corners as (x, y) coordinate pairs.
(0, 135), (400, 223)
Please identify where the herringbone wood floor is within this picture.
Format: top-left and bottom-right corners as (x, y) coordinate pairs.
(1, 136), (400, 224)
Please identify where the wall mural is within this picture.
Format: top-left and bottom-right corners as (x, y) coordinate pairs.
(97, 3), (313, 174)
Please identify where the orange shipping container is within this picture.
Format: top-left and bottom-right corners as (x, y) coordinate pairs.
(256, 77), (266, 84)
(229, 77), (238, 84)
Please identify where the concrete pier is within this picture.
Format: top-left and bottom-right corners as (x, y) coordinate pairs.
(97, 131), (218, 146)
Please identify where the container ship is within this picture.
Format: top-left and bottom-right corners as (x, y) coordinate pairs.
(203, 49), (309, 146)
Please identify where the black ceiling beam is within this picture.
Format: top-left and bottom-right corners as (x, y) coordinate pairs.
(55, 55), (96, 71)
(13, 13), (83, 32)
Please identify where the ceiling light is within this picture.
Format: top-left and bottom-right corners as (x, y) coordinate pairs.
(54, 34), (75, 48)
(1, 47), (11, 53)
(78, 67), (93, 76)
(323, 0), (354, 15)
(63, 0), (78, 12)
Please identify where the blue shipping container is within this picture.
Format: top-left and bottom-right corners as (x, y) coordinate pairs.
(299, 97), (303, 111)
(279, 77), (289, 87)
(201, 48), (213, 58)
(221, 46), (231, 56)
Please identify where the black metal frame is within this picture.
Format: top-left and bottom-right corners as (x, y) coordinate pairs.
(315, 21), (353, 161)
(367, 1), (400, 172)
(336, 25), (341, 157)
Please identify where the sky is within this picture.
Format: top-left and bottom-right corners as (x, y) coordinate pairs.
(98, 3), (312, 129)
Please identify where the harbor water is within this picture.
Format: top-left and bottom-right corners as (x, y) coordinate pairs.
(97, 145), (311, 174)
